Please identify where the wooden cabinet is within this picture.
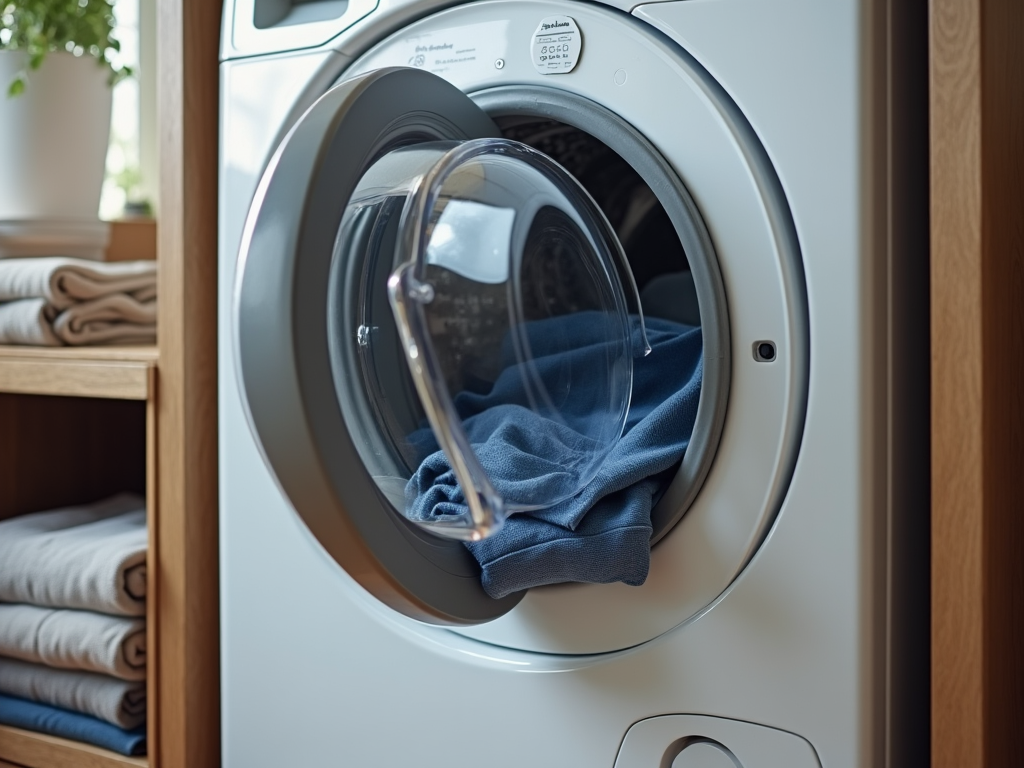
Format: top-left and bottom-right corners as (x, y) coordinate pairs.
(930, 0), (1024, 765)
(0, 1), (221, 765)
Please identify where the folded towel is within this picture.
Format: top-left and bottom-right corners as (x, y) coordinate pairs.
(0, 657), (145, 729)
(52, 292), (156, 345)
(0, 296), (156, 346)
(0, 298), (59, 345)
(0, 257), (156, 310)
(0, 494), (147, 616)
(407, 315), (703, 599)
(0, 604), (145, 681)
(0, 694), (146, 756)
(132, 283), (157, 303)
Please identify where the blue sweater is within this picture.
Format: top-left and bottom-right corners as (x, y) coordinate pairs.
(406, 314), (703, 599)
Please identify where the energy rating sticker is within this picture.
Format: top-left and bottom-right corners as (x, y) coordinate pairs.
(531, 15), (582, 75)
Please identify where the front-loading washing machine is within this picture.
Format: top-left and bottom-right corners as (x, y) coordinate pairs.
(219, 1), (929, 766)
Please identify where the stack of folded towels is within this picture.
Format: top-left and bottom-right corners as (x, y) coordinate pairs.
(0, 258), (156, 346)
(0, 494), (148, 756)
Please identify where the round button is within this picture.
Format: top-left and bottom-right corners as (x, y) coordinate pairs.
(613, 68), (628, 85)
(672, 741), (741, 768)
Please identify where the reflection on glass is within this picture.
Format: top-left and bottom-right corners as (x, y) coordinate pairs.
(329, 138), (648, 541)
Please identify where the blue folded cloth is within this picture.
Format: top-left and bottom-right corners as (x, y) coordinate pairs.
(407, 314), (703, 598)
(0, 693), (145, 756)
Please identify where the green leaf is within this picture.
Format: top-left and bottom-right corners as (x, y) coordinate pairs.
(2, 0), (129, 94)
(7, 75), (24, 97)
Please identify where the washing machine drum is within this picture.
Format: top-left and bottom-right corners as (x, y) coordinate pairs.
(237, 67), (699, 625)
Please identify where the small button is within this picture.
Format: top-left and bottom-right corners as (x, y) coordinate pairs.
(753, 340), (776, 362)
(613, 68), (627, 85)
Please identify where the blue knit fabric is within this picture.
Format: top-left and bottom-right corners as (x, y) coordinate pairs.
(406, 314), (703, 599)
(0, 694), (146, 756)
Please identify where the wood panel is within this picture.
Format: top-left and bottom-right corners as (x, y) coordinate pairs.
(0, 725), (147, 768)
(930, 0), (1024, 765)
(155, 0), (222, 766)
(0, 346), (159, 362)
(105, 219), (157, 263)
(145, 368), (159, 768)
(0, 394), (146, 522)
(0, 355), (151, 400)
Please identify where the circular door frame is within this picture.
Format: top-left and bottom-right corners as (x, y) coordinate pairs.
(235, 66), (525, 625)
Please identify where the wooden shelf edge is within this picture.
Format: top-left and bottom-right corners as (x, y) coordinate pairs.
(0, 346), (158, 363)
(0, 347), (156, 400)
(0, 724), (147, 768)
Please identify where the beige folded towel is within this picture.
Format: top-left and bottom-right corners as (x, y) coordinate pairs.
(0, 257), (156, 310)
(0, 656), (145, 729)
(0, 296), (156, 346)
(53, 293), (156, 345)
(0, 604), (145, 681)
(0, 494), (147, 616)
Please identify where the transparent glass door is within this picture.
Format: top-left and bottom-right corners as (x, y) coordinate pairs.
(335, 138), (649, 540)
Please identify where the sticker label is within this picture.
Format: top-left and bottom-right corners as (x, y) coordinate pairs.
(531, 15), (581, 75)
(354, 20), (509, 82)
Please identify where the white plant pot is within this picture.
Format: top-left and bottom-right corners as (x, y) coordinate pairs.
(0, 50), (112, 234)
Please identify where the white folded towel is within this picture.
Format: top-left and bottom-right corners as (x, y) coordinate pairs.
(0, 494), (147, 616)
(0, 298), (59, 345)
(0, 656), (145, 729)
(0, 257), (156, 310)
(0, 604), (145, 681)
(0, 296), (156, 346)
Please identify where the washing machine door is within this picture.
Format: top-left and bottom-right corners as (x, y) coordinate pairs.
(235, 67), (648, 624)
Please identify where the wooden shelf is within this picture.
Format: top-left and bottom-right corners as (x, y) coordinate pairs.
(0, 346), (157, 400)
(0, 346), (154, 768)
(0, 724), (147, 768)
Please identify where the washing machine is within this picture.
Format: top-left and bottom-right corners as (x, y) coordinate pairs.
(219, 0), (929, 766)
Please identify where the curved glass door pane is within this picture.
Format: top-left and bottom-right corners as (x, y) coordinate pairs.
(339, 138), (648, 541)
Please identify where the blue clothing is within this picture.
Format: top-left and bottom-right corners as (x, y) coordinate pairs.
(406, 314), (703, 599)
(0, 694), (146, 756)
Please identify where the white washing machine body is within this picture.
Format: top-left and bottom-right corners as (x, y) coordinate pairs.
(218, 1), (929, 766)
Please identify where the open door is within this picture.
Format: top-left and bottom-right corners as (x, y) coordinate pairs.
(236, 67), (648, 624)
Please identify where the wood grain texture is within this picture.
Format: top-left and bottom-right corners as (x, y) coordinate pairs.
(977, 0), (1024, 762)
(0, 725), (147, 768)
(105, 219), (157, 263)
(145, 369), (160, 768)
(931, 0), (1024, 765)
(0, 346), (158, 362)
(155, 0), (222, 766)
(0, 394), (146, 522)
(930, 0), (984, 760)
(0, 759), (24, 768)
(0, 357), (151, 400)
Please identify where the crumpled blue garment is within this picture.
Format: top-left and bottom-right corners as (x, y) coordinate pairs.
(406, 313), (703, 599)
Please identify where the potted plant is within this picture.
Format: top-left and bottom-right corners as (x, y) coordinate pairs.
(0, 0), (131, 258)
